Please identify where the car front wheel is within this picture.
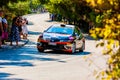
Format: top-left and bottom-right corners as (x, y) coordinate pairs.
(37, 48), (44, 52)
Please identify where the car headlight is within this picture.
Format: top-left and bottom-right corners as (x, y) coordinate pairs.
(64, 43), (72, 49)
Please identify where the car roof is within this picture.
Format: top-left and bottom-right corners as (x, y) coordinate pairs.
(52, 24), (75, 28)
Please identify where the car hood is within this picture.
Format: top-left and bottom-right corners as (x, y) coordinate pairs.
(43, 32), (71, 42)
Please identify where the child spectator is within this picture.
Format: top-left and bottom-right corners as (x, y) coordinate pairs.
(22, 18), (28, 39)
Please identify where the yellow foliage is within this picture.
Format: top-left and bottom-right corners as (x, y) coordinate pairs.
(97, 0), (103, 4)
(107, 45), (111, 49)
(104, 29), (111, 39)
(99, 33), (103, 37)
(105, 24), (109, 28)
(102, 78), (105, 80)
(86, 0), (91, 3)
(109, 19), (114, 24)
(91, 34), (97, 39)
(101, 71), (105, 76)
(109, 0), (113, 5)
(86, 0), (120, 80)
(89, 29), (95, 33)
(115, 41), (119, 47)
(105, 19), (109, 24)
(108, 39), (114, 43)
(118, 14), (120, 20)
(95, 28), (101, 32)
(108, 58), (113, 64)
(91, 0), (96, 7)
(106, 75), (112, 80)
(86, 0), (96, 7)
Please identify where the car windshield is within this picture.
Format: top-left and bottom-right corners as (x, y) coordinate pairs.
(46, 26), (73, 35)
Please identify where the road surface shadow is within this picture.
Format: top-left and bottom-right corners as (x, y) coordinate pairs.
(73, 51), (91, 55)
(0, 41), (66, 67)
(44, 50), (91, 56)
(0, 72), (12, 79)
(45, 20), (54, 22)
(0, 72), (24, 80)
(27, 21), (34, 25)
(0, 62), (34, 67)
(83, 34), (94, 40)
(28, 31), (41, 35)
(0, 48), (35, 67)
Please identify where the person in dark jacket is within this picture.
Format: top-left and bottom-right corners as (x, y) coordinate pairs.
(10, 16), (21, 46)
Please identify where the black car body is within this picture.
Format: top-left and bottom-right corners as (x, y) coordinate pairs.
(37, 24), (85, 53)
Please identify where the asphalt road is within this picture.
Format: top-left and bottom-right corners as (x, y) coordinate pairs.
(0, 13), (108, 80)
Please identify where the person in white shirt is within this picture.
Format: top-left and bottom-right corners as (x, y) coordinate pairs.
(2, 15), (8, 25)
(22, 18), (28, 39)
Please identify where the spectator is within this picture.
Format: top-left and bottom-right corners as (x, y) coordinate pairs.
(22, 18), (28, 39)
(2, 15), (8, 44)
(17, 16), (23, 38)
(0, 10), (4, 48)
(10, 16), (21, 46)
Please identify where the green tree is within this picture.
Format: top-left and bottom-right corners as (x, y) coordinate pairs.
(8, 1), (30, 16)
(0, 0), (28, 7)
(41, 0), (93, 32)
(30, 0), (41, 12)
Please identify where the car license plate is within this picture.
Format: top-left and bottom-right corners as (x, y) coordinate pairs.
(49, 42), (56, 46)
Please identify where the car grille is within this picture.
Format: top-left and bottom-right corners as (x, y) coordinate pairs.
(50, 38), (60, 42)
(42, 43), (64, 49)
(45, 38), (60, 42)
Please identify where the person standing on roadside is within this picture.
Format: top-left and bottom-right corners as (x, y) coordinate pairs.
(0, 10), (4, 48)
(22, 18), (28, 39)
(10, 16), (20, 46)
(18, 16), (23, 39)
(2, 15), (8, 44)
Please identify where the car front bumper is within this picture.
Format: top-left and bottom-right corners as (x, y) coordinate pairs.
(37, 39), (73, 51)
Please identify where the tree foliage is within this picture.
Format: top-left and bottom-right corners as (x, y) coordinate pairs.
(30, 0), (41, 10)
(0, 0), (42, 28)
(0, 0), (28, 7)
(45, 0), (92, 21)
(0, 0), (41, 17)
(8, 1), (30, 16)
(42, 0), (93, 32)
(88, 0), (120, 80)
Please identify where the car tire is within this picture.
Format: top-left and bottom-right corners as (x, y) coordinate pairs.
(37, 48), (44, 52)
(71, 43), (76, 53)
(79, 49), (83, 52)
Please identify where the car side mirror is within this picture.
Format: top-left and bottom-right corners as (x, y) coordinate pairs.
(75, 33), (78, 36)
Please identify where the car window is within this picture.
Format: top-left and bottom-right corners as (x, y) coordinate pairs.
(46, 26), (73, 35)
